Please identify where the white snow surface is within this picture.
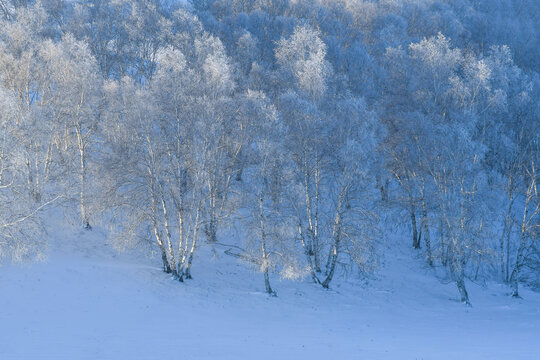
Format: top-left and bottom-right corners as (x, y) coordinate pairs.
(1, 218), (539, 360)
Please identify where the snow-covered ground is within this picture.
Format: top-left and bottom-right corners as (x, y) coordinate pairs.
(1, 219), (539, 360)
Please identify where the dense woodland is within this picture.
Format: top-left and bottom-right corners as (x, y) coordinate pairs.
(0, 0), (538, 305)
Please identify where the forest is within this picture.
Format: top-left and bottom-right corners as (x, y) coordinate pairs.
(0, 0), (538, 306)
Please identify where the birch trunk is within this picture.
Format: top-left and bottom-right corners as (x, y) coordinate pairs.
(411, 201), (419, 249)
(184, 207), (201, 280)
(439, 216), (447, 266)
(313, 155), (321, 272)
(153, 223), (171, 274)
(149, 168), (171, 273)
(303, 149), (314, 260)
(161, 197), (177, 278)
(258, 194), (275, 296)
(322, 189), (345, 289)
(456, 274), (471, 305)
(421, 199), (432, 266)
(509, 173), (535, 298)
(298, 223), (320, 284)
(76, 127), (90, 229)
(420, 180), (432, 265)
(500, 191), (514, 281)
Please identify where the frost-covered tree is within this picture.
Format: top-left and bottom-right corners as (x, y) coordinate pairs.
(275, 24), (332, 99)
(0, 85), (57, 262)
(317, 96), (381, 288)
(39, 34), (101, 229)
(100, 76), (196, 275)
(239, 90), (291, 296)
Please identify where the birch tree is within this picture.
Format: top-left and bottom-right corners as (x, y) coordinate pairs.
(100, 78), (175, 273)
(275, 25), (331, 276)
(0, 85), (56, 262)
(40, 34), (101, 229)
(240, 90), (290, 296)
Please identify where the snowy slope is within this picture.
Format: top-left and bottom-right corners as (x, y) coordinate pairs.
(0, 219), (539, 360)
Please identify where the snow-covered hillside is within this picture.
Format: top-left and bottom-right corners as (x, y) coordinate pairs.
(0, 1), (539, 359)
(1, 220), (539, 360)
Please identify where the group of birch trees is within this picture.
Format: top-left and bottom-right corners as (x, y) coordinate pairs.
(0, 0), (537, 303)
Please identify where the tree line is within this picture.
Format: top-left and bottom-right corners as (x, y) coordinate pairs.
(0, 0), (538, 304)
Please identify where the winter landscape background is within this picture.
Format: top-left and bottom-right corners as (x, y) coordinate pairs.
(0, 0), (538, 359)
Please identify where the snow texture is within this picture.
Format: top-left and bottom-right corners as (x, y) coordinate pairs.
(1, 219), (538, 360)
